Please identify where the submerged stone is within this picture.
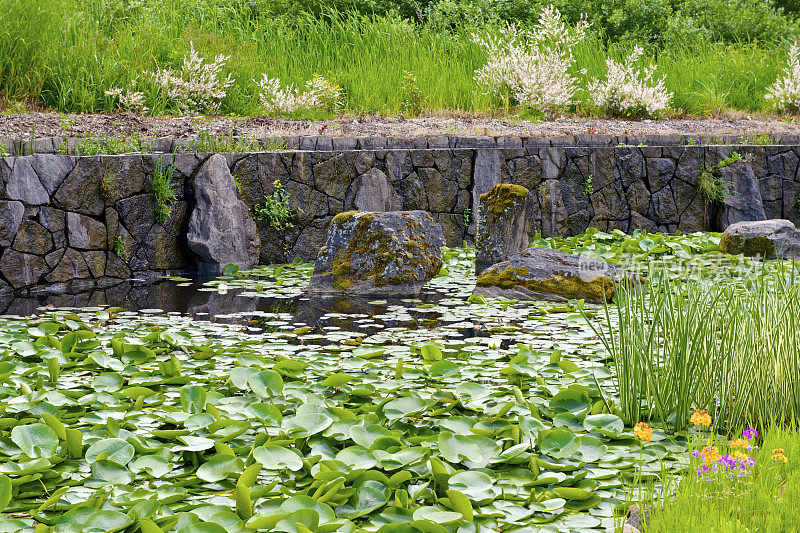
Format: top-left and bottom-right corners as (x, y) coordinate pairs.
(475, 183), (536, 274)
(718, 219), (800, 259)
(307, 210), (445, 296)
(473, 247), (625, 303)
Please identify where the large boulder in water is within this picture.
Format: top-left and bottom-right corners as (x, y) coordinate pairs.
(473, 247), (625, 303)
(719, 219), (800, 259)
(187, 154), (260, 274)
(475, 183), (536, 274)
(307, 210), (445, 296)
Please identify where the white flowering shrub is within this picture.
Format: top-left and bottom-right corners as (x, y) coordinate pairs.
(766, 40), (800, 113)
(104, 87), (148, 113)
(150, 43), (234, 114)
(588, 46), (672, 118)
(472, 7), (589, 116)
(257, 74), (342, 114)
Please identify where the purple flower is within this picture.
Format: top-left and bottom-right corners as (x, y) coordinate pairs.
(743, 428), (758, 439)
(692, 450), (702, 458)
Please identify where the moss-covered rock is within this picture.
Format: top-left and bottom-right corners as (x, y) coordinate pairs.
(475, 183), (537, 275)
(719, 219), (800, 259)
(307, 210), (445, 295)
(473, 247), (627, 303)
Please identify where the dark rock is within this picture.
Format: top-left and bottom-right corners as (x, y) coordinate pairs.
(0, 250), (48, 288)
(719, 219), (800, 259)
(473, 247), (626, 303)
(53, 158), (105, 215)
(475, 184), (536, 274)
(5, 158), (49, 205)
(82, 250), (107, 278)
(307, 210), (444, 296)
(351, 168), (398, 212)
(715, 150), (766, 227)
(116, 194), (156, 243)
(0, 200), (24, 247)
(313, 152), (352, 200)
(46, 248), (90, 283)
(30, 154), (76, 195)
(67, 212), (107, 250)
(13, 219), (53, 255)
(187, 154), (260, 273)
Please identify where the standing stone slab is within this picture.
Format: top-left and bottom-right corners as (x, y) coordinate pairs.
(475, 184), (537, 274)
(187, 154), (260, 273)
(719, 219), (800, 259)
(307, 210), (444, 296)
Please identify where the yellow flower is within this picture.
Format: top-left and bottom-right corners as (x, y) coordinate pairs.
(773, 453), (788, 463)
(701, 443), (720, 465)
(633, 422), (652, 443)
(730, 439), (749, 449)
(731, 450), (749, 461)
(690, 409), (712, 427)
(773, 448), (785, 454)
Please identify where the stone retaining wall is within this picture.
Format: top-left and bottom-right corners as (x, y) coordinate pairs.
(1, 136), (799, 295)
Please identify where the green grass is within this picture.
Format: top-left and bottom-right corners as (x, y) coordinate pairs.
(591, 264), (800, 434)
(643, 426), (800, 532)
(0, 0), (793, 117)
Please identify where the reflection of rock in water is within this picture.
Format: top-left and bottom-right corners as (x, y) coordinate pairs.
(187, 289), (259, 317)
(292, 295), (380, 329)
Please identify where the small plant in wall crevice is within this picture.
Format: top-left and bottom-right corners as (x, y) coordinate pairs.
(697, 151), (744, 203)
(253, 180), (294, 231)
(152, 155), (178, 224)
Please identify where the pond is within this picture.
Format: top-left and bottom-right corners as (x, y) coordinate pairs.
(0, 232), (768, 533)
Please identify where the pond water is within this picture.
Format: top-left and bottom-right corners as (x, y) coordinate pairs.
(2, 236), (757, 533)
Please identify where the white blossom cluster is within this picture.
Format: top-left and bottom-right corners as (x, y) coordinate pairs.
(588, 46), (672, 118)
(257, 74), (341, 114)
(150, 43), (234, 114)
(766, 40), (800, 113)
(104, 86), (148, 113)
(472, 7), (589, 115)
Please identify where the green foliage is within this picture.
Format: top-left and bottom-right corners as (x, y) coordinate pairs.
(0, 0), (794, 117)
(100, 164), (119, 201)
(590, 263), (800, 433)
(0, 143), (8, 157)
(697, 151), (743, 203)
(400, 69), (425, 116)
(113, 235), (128, 262)
(644, 426), (800, 532)
(583, 174), (594, 196)
(64, 133), (143, 156)
(151, 155), (178, 224)
(253, 180), (294, 230)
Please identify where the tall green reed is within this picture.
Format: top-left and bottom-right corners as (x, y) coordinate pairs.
(589, 263), (800, 433)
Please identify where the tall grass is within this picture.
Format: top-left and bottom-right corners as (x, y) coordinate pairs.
(591, 265), (800, 434)
(0, 0), (790, 116)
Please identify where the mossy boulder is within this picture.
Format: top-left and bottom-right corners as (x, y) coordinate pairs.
(475, 183), (537, 274)
(473, 247), (626, 303)
(719, 219), (800, 259)
(307, 210), (445, 296)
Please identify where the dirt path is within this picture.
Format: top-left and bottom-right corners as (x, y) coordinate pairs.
(2, 112), (799, 140)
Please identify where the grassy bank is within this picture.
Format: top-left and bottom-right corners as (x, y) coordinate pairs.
(0, 0), (794, 118)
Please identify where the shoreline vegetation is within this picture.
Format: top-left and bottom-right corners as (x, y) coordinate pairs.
(1, 0), (800, 121)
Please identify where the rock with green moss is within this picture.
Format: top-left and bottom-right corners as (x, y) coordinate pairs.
(719, 219), (800, 259)
(473, 247), (625, 303)
(307, 210), (445, 296)
(475, 183), (537, 274)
